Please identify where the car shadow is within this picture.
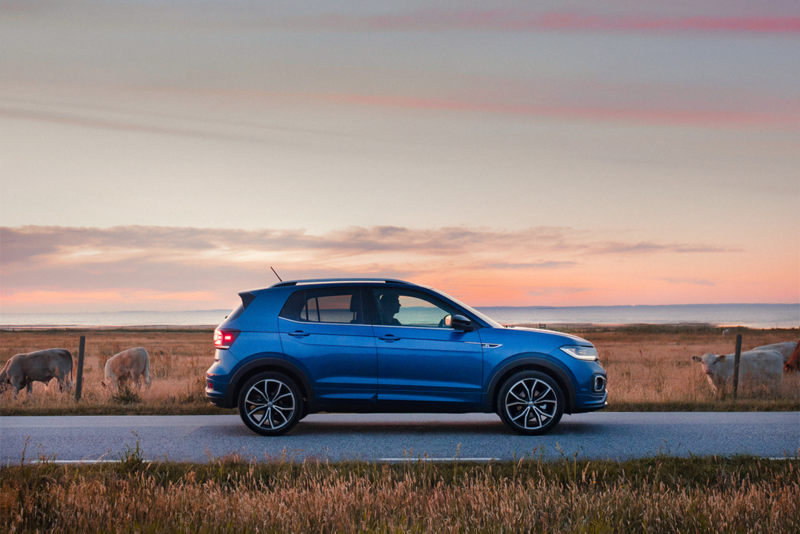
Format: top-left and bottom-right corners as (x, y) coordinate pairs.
(283, 419), (607, 437)
(291, 420), (505, 436)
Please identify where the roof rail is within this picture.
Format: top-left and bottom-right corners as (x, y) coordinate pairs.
(270, 278), (412, 288)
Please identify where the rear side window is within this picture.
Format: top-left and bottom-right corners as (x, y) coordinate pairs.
(279, 289), (364, 324)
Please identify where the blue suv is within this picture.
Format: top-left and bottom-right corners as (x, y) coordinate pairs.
(205, 279), (607, 435)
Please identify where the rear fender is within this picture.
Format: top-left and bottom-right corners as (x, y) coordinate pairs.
(223, 354), (314, 410)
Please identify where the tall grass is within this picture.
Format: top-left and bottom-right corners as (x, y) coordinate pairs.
(1, 327), (798, 415)
(2, 454), (798, 532)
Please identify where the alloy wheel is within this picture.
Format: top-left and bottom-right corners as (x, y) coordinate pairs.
(504, 378), (559, 430)
(243, 379), (296, 431)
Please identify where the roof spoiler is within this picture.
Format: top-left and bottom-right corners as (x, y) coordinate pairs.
(238, 290), (260, 310)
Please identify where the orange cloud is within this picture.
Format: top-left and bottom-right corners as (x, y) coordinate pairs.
(1, 225), (795, 312)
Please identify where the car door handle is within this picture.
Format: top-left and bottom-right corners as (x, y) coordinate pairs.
(288, 331), (310, 337)
(378, 334), (400, 342)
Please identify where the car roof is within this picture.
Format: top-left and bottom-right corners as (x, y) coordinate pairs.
(267, 278), (417, 289)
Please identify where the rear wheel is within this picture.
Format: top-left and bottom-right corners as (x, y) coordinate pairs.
(238, 372), (302, 436)
(498, 371), (564, 435)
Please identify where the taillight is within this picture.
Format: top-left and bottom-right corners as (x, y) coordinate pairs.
(214, 329), (240, 349)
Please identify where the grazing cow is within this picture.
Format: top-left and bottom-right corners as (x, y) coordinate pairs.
(750, 342), (797, 363)
(0, 349), (73, 397)
(784, 341), (800, 373)
(722, 329), (730, 337)
(691, 350), (783, 396)
(101, 347), (151, 390)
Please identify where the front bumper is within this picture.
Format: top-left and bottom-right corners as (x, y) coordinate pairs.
(572, 390), (608, 413)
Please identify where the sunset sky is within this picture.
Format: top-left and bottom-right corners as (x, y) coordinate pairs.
(1, 1), (798, 313)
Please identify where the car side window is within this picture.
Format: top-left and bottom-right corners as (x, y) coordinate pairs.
(370, 289), (457, 328)
(280, 289), (364, 324)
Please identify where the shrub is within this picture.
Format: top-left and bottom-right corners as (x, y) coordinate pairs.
(111, 384), (142, 405)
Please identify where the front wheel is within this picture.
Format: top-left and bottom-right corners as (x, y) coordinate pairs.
(498, 371), (564, 435)
(238, 372), (302, 436)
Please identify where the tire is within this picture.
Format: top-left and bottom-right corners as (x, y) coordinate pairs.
(498, 370), (565, 435)
(238, 372), (303, 436)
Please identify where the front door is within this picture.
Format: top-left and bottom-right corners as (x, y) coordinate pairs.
(369, 288), (483, 407)
(278, 287), (377, 405)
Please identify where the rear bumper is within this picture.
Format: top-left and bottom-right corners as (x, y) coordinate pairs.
(205, 375), (234, 408)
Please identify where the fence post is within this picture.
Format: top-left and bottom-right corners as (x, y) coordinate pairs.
(732, 334), (743, 399)
(75, 336), (85, 401)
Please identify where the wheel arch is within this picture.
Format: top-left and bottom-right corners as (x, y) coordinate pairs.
(485, 355), (577, 415)
(224, 354), (314, 412)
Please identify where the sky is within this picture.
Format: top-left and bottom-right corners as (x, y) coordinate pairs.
(1, 0), (799, 313)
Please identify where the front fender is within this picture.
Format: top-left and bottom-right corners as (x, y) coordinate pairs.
(484, 353), (578, 414)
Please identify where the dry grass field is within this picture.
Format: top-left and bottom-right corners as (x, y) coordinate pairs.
(2, 453), (798, 532)
(0, 328), (227, 415)
(1, 326), (798, 415)
(566, 325), (800, 409)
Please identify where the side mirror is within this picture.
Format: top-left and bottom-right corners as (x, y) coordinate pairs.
(449, 314), (474, 332)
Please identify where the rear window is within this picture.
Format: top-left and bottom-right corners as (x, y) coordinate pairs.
(226, 303), (245, 322)
(279, 289), (364, 324)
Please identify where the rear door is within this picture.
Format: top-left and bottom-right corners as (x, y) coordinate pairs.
(278, 287), (377, 405)
(368, 288), (483, 407)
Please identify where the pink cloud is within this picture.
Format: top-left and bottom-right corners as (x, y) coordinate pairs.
(9, 84), (797, 134)
(321, 93), (800, 127)
(0, 289), (217, 306)
(0, 225), (757, 312)
(357, 10), (800, 34)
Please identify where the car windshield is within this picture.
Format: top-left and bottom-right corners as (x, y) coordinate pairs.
(428, 288), (504, 328)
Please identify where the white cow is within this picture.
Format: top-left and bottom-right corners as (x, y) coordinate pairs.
(101, 347), (151, 390)
(691, 350), (783, 396)
(749, 342), (797, 363)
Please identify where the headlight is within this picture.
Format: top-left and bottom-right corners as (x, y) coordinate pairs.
(560, 345), (598, 361)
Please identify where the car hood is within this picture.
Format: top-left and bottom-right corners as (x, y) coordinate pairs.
(479, 326), (593, 354)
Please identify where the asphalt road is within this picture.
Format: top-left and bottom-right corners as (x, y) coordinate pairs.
(2, 412), (798, 464)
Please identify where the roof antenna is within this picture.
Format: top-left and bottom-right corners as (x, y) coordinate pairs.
(270, 266), (283, 282)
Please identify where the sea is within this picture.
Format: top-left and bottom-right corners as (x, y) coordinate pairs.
(1, 304), (798, 329)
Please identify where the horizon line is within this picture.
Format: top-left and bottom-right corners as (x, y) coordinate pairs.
(1, 302), (798, 315)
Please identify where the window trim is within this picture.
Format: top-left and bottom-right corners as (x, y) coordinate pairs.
(278, 288), (367, 325)
(365, 287), (480, 330)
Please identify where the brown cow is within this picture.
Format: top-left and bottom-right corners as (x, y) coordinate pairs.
(101, 347), (151, 390)
(0, 348), (73, 397)
(784, 341), (800, 373)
